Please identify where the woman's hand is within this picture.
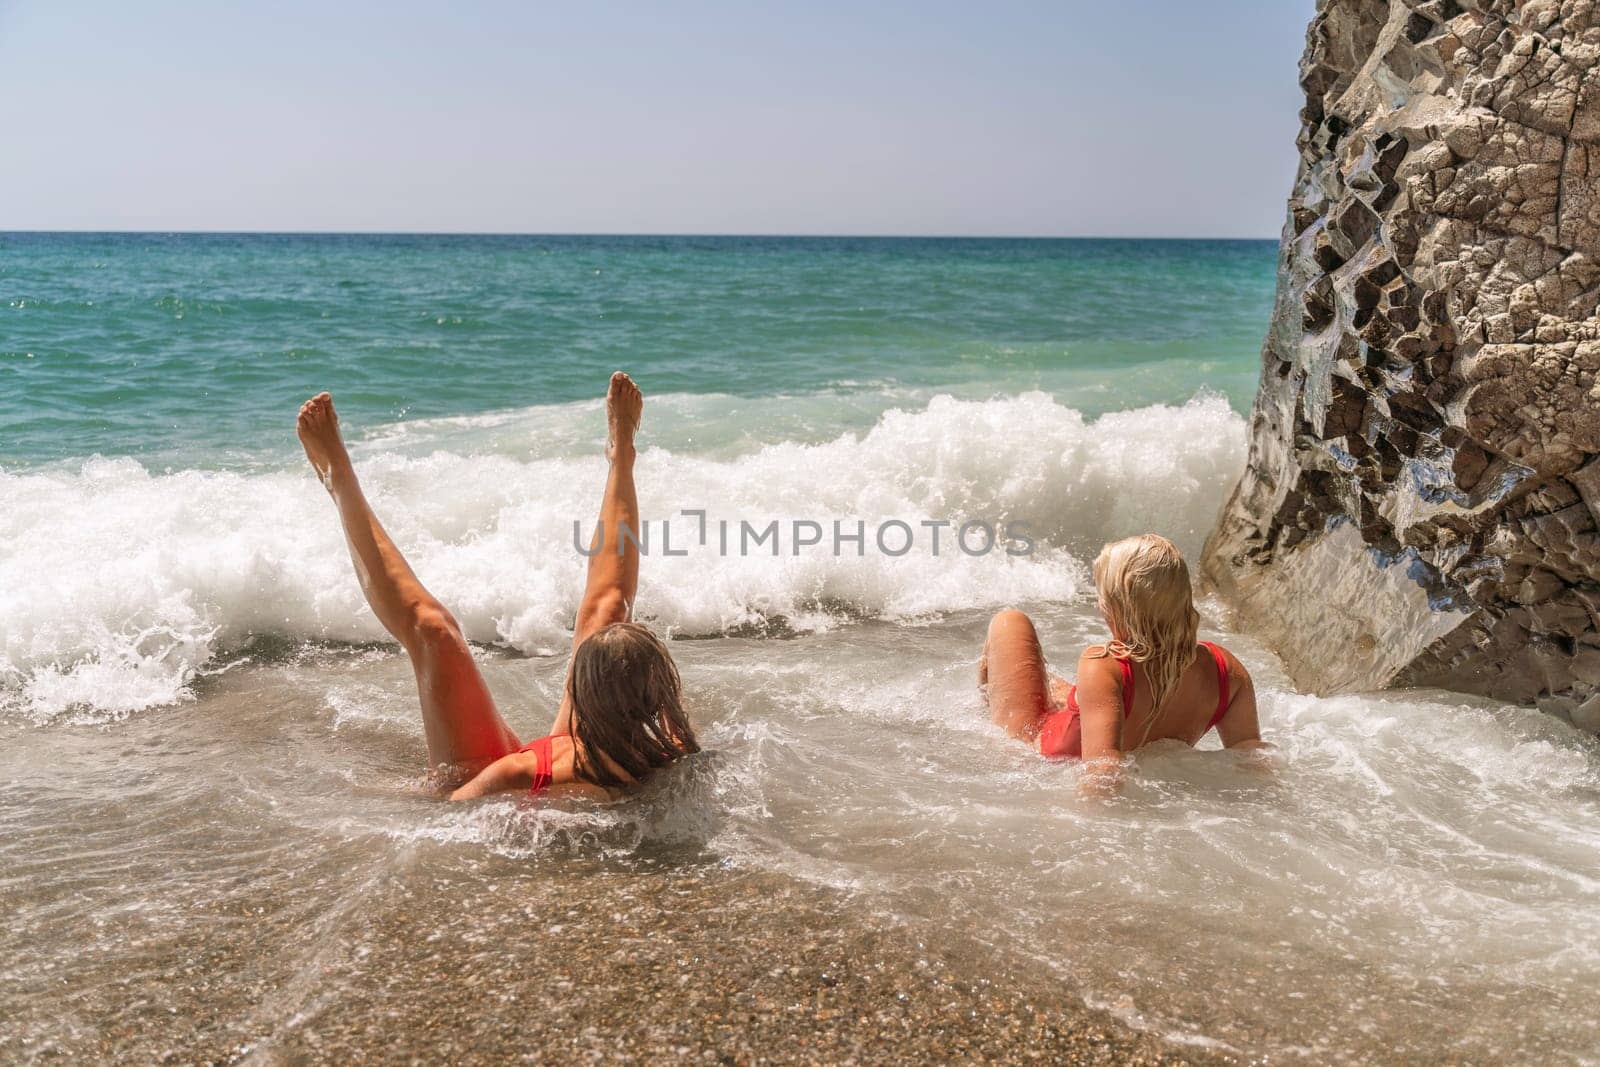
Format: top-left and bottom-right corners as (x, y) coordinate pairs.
(1230, 738), (1280, 779)
(1078, 753), (1126, 798)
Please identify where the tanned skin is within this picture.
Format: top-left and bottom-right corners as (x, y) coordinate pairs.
(297, 372), (645, 800)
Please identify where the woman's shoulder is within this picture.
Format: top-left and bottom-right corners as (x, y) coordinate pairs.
(544, 733), (577, 775)
(547, 736), (623, 799)
(1197, 640), (1251, 683)
(1076, 645), (1125, 678)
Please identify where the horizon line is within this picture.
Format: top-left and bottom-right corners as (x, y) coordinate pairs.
(0, 228), (1282, 242)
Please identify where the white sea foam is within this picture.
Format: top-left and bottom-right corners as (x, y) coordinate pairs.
(0, 391), (1245, 720)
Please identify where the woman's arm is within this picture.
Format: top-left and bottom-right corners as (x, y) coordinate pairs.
(1213, 655), (1278, 783)
(448, 751), (536, 801)
(1074, 651), (1127, 797)
(1215, 655), (1269, 751)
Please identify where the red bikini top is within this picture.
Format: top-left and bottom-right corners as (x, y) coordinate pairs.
(1200, 641), (1232, 731)
(518, 735), (555, 795)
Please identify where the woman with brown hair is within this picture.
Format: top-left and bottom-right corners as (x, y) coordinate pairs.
(296, 371), (697, 801)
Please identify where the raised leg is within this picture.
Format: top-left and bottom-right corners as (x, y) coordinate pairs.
(298, 393), (521, 770)
(980, 609), (1054, 740)
(552, 372), (644, 736)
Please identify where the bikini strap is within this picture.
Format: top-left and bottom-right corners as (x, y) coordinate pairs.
(527, 735), (554, 795)
(1200, 642), (1230, 731)
(1117, 658), (1134, 718)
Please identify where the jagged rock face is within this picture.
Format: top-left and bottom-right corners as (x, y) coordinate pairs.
(1204, 0), (1600, 725)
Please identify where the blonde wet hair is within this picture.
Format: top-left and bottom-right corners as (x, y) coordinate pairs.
(1090, 533), (1200, 747)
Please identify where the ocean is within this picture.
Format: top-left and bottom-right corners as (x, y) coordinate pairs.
(4, 233), (1598, 1063)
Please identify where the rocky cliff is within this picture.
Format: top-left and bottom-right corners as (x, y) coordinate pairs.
(1203, 0), (1600, 727)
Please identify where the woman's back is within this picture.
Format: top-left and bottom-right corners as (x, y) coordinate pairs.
(1034, 639), (1253, 759)
(1089, 641), (1242, 749)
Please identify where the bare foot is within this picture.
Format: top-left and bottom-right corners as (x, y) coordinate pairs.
(297, 392), (353, 489)
(605, 371), (642, 462)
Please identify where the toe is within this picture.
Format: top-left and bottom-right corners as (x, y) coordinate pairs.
(299, 394), (335, 429)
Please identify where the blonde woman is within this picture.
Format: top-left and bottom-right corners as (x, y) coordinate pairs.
(980, 534), (1266, 774)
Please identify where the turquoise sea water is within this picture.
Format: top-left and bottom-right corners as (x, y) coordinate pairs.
(2, 233), (1274, 465)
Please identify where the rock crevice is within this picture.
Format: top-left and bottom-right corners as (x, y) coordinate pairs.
(1204, 0), (1600, 726)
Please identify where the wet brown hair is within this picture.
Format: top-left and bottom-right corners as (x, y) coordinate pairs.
(567, 621), (699, 788)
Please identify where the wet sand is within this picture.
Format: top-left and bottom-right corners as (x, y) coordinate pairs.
(10, 858), (1205, 1065)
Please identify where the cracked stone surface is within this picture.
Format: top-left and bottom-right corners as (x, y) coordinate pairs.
(1204, 0), (1600, 718)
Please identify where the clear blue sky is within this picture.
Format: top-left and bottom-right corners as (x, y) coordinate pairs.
(0, 0), (1315, 237)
